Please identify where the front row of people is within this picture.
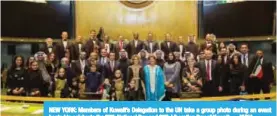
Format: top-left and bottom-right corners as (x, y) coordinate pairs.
(5, 48), (274, 101)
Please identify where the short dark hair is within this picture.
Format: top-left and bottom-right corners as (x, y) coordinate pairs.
(240, 43), (249, 48)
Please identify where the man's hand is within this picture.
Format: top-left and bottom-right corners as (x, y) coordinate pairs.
(250, 74), (255, 78)
(240, 86), (245, 91)
(218, 86), (223, 92)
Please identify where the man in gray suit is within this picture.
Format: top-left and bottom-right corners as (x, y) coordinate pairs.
(144, 32), (159, 54)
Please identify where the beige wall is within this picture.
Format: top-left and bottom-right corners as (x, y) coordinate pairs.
(75, 1), (198, 42)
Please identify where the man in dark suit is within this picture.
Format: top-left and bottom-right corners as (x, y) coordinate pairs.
(85, 30), (100, 58)
(200, 34), (217, 56)
(98, 49), (109, 67)
(175, 36), (186, 57)
(40, 38), (55, 55)
(71, 52), (88, 76)
(55, 31), (71, 60)
(186, 35), (199, 58)
(248, 50), (274, 98)
(70, 36), (85, 62)
(99, 35), (114, 54)
(115, 35), (128, 59)
(103, 52), (119, 80)
(217, 47), (230, 95)
(127, 32), (144, 58)
(144, 32), (159, 54)
(239, 43), (253, 68)
(160, 33), (177, 59)
(197, 50), (222, 97)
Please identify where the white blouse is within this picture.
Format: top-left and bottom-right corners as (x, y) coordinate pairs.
(149, 65), (157, 93)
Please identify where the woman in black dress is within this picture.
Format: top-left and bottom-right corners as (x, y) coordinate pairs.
(229, 53), (247, 95)
(6, 55), (27, 96)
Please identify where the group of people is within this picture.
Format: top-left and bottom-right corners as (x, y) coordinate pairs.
(3, 28), (275, 101)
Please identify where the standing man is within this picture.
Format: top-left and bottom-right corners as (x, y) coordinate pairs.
(85, 30), (100, 57)
(197, 50), (221, 97)
(200, 34), (217, 56)
(127, 32), (144, 58)
(144, 32), (159, 54)
(248, 50), (274, 97)
(186, 35), (199, 58)
(103, 52), (119, 80)
(71, 52), (88, 76)
(55, 31), (71, 60)
(115, 35), (128, 59)
(40, 38), (55, 55)
(160, 33), (177, 60)
(70, 36), (85, 62)
(175, 36), (186, 57)
(98, 49), (109, 67)
(240, 43), (253, 68)
(100, 35), (114, 54)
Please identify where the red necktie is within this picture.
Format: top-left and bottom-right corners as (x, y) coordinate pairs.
(206, 61), (211, 81)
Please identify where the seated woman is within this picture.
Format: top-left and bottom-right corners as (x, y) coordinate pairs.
(182, 57), (202, 93)
(27, 61), (44, 97)
(6, 55), (27, 96)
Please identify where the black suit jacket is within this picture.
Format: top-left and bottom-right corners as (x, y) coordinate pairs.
(84, 38), (100, 57)
(100, 42), (115, 53)
(71, 59), (88, 76)
(55, 40), (72, 60)
(70, 42), (85, 61)
(144, 41), (159, 53)
(248, 57), (274, 84)
(40, 43), (56, 55)
(160, 41), (177, 57)
(103, 60), (120, 80)
(197, 60), (221, 86)
(127, 40), (144, 58)
(175, 43), (186, 56)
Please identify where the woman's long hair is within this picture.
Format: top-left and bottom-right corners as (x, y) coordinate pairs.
(166, 52), (176, 64)
(230, 53), (243, 70)
(9, 55), (25, 71)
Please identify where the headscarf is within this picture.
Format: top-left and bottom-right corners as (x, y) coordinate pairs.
(154, 50), (164, 60)
(138, 49), (149, 59)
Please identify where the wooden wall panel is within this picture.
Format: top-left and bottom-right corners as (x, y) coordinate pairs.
(75, 1), (197, 42)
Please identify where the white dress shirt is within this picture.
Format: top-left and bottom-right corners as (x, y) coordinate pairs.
(63, 41), (67, 49)
(78, 44), (82, 52)
(149, 42), (153, 53)
(105, 43), (110, 53)
(179, 44), (183, 54)
(167, 42), (170, 48)
(80, 59), (86, 74)
(135, 40), (138, 48)
(48, 47), (52, 53)
(241, 53), (249, 67)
